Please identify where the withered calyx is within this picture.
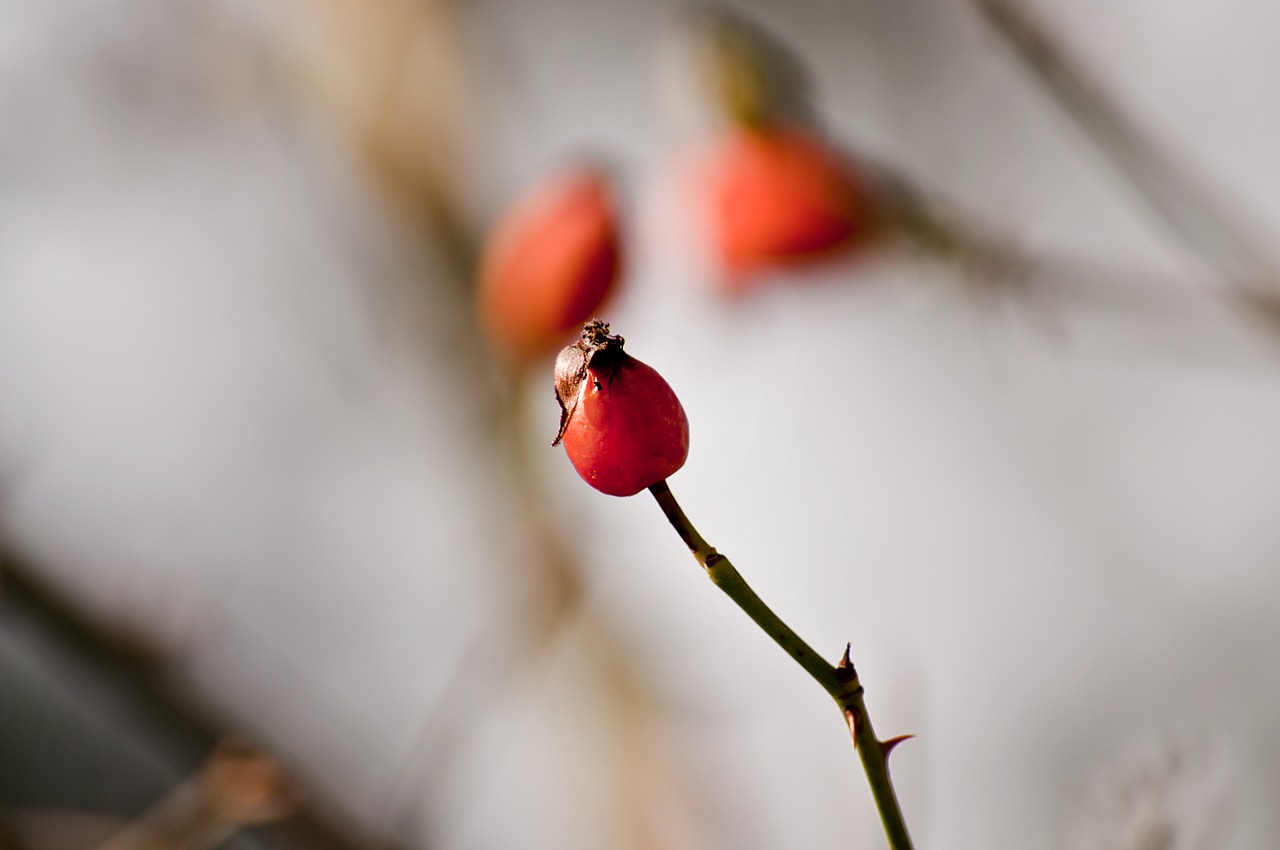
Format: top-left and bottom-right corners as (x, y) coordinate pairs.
(552, 320), (627, 446)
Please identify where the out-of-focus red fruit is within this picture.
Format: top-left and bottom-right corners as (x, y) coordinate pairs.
(553, 321), (689, 497)
(690, 125), (876, 288)
(478, 164), (622, 365)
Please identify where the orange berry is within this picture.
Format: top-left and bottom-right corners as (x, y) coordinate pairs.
(478, 164), (622, 364)
(689, 126), (875, 288)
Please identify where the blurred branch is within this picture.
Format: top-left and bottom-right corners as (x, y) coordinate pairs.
(870, 154), (1280, 346)
(973, 0), (1280, 290)
(280, 0), (480, 284)
(0, 551), (368, 850)
(281, 1), (710, 835)
(648, 481), (914, 850)
(97, 737), (299, 850)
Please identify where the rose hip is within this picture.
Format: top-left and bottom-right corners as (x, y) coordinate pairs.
(478, 164), (622, 365)
(553, 322), (689, 497)
(686, 125), (875, 289)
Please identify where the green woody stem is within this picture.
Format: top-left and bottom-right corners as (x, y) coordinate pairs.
(648, 480), (914, 850)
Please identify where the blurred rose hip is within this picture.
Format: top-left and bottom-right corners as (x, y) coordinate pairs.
(688, 125), (876, 289)
(477, 164), (622, 365)
(553, 321), (689, 497)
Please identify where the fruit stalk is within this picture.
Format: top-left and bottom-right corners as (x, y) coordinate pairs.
(648, 480), (914, 850)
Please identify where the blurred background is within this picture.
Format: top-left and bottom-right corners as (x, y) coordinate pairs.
(3, 1), (1280, 849)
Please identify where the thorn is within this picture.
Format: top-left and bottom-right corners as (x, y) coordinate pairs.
(879, 734), (915, 759)
(844, 707), (864, 740)
(837, 642), (852, 670)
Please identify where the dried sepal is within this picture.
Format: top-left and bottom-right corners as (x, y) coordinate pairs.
(552, 320), (625, 446)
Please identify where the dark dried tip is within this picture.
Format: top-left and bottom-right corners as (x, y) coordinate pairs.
(580, 318), (623, 350)
(552, 320), (627, 446)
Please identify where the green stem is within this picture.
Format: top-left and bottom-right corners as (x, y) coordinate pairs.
(647, 481), (914, 850)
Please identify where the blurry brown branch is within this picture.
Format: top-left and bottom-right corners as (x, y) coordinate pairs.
(0, 551), (368, 850)
(871, 154), (1280, 347)
(282, 5), (706, 842)
(280, 0), (480, 280)
(973, 0), (1280, 292)
(96, 737), (299, 850)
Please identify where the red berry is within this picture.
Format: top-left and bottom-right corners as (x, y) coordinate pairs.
(553, 322), (689, 497)
(687, 125), (875, 288)
(478, 164), (622, 365)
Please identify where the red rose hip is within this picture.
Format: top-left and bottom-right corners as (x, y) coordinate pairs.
(477, 163), (622, 365)
(686, 125), (876, 289)
(553, 322), (689, 497)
